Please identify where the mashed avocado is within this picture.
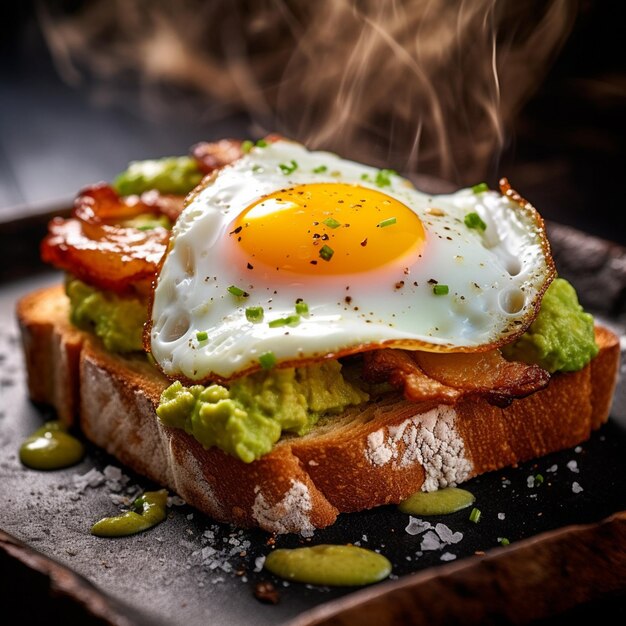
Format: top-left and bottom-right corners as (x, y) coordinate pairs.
(156, 362), (369, 463)
(113, 156), (203, 196)
(66, 278), (146, 353)
(68, 273), (598, 461)
(502, 278), (598, 373)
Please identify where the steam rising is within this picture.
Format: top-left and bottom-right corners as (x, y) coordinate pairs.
(38, 0), (576, 185)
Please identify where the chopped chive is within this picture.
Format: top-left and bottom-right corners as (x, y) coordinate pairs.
(319, 244), (334, 261)
(227, 285), (248, 297)
(499, 537), (510, 546)
(472, 182), (489, 194)
(245, 306), (264, 323)
(278, 160), (298, 175)
(255, 139), (268, 148)
(323, 217), (341, 229)
(464, 212), (487, 232)
(377, 217), (397, 228)
(252, 164), (263, 173)
(241, 140), (253, 154)
(433, 284), (449, 296)
(313, 165), (328, 173)
(469, 507), (481, 523)
(269, 314), (300, 328)
(535, 473), (544, 486)
(361, 173), (370, 181)
(259, 351), (277, 370)
(196, 331), (208, 342)
(375, 169), (396, 188)
(295, 301), (309, 315)
(133, 496), (146, 511)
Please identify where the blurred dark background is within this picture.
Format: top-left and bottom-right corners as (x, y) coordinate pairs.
(0, 0), (624, 253)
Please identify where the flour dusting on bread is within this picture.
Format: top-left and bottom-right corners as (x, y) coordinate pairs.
(364, 406), (472, 491)
(252, 480), (315, 537)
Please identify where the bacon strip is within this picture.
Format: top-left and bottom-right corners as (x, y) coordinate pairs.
(363, 348), (550, 407)
(41, 140), (244, 295)
(191, 139), (244, 174)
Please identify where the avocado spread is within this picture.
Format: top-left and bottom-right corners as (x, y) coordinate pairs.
(67, 273), (598, 461)
(113, 156), (203, 196)
(502, 277), (598, 373)
(156, 361), (369, 463)
(66, 278), (146, 353)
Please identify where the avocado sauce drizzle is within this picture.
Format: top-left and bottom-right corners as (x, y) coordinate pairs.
(91, 490), (169, 537)
(398, 486), (475, 515)
(19, 420), (85, 470)
(264, 544), (392, 586)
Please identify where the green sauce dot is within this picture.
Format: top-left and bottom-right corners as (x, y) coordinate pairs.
(398, 487), (475, 515)
(264, 544), (391, 586)
(91, 489), (169, 538)
(19, 421), (84, 470)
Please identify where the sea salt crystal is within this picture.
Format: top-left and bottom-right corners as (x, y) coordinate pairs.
(420, 530), (443, 551)
(566, 460), (579, 473)
(435, 523), (463, 544)
(103, 465), (130, 492)
(575, 446), (582, 453)
(546, 464), (558, 473)
(497, 513), (506, 520)
(187, 513), (194, 520)
(109, 494), (131, 506)
(405, 517), (432, 536)
(527, 475), (535, 488)
(73, 468), (105, 492)
(572, 482), (584, 494)
(253, 556), (266, 572)
(440, 552), (456, 562)
(168, 495), (186, 507)
(362, 534), (368, 542)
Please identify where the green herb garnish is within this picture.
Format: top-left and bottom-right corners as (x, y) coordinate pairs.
(469, 507), (481, 523)
(259, 351), (277, 370)
(375, 169), (396, 188)
(471, 182), (489, 194)
(227, 285), (248, 297)
(535, 473), (544, 486)
(500, 537), (510, 546)
(319, 244), (334, 261)
(295, 301), (309, 315)
(323, 217), (341, 229)
(433, 284), (449, 295)
(377, 217), (397, 228)
(241, 140), (253, 154)
(256, 139), (268, 148)
(196, 331), (208, 342)
(313, 165), (328, 173)
(268, 314), (300, 328)
(279, 160), (298, 175)
(245, 306), (264, 323)
(464, 212), (487, 232)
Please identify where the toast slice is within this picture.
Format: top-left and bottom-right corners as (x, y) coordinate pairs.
(17, 284), (621, 535)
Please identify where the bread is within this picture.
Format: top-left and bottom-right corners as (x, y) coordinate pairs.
(17, 283), (620, 535)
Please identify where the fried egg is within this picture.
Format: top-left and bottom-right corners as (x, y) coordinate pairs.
(150, 138), (554, 383)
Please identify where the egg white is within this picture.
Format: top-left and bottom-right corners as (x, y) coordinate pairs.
(150, 139), (553, 382)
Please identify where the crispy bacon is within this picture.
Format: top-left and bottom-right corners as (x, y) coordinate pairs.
(191, 139), (244, 174)
(42, 215), (168, 295)
(42, 139), (245, 295)
(363, 348), (550, 407)
(41, 183), (175, 295)
(362, 349), (462, 404)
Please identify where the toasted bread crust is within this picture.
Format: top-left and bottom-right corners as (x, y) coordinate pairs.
(16, 285), (621, 534)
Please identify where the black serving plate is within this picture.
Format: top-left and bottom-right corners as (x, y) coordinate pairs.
(0, 221), (625, 626)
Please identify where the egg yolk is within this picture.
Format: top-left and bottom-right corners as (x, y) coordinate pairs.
(230, 183), (426, 275)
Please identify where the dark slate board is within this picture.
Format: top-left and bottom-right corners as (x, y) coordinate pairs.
(0, 221), (625, 626)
